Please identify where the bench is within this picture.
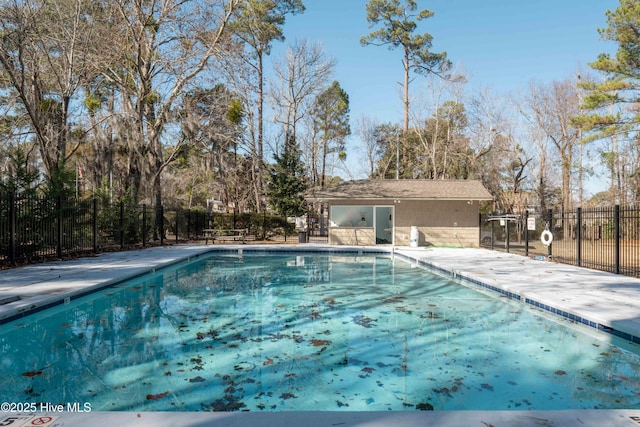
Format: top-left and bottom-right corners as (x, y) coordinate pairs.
(203, 229), (249, 244)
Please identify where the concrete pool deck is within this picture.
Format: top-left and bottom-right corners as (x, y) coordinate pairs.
(1, 244), (640, 426)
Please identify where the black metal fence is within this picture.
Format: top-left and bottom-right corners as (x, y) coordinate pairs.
(0, 192), (300, 268)
(481, 205), (640, 278)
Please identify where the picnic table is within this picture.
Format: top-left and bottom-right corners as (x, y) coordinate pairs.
(203, 229), (249, 244)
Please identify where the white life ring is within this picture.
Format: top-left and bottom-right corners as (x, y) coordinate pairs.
(541, 230), (553, 246)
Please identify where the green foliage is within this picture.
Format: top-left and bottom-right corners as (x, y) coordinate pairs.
(231, 0), (305, 53)
(0, 146), (41, 196)
(360, 0), (449, 75)
(580, 0), (640, 135)
(227, 98), (245, 125)
(209, 212), (293, 234)
(313, 81), (350, 146)
(312, 80), (350, 186)
(84, 93), (102, 114)
(267, 136), (308, 217)
(43, 161), (75, 199)
(95, 190), (150, 246)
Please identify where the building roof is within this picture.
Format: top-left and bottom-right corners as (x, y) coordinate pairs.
(309, 179), (494, 201)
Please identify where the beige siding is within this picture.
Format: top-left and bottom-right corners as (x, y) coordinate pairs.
(394, 200), (478, 227)
(394, 200), (480, 247)
(328, 199), (481, 247)
(329, 227), (375, 246)
(395, 226), (479, 247)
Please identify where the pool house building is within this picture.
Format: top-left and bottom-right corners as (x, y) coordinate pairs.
(310, 179), (493, 247)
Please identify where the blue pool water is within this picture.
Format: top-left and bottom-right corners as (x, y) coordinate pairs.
(1, 251), (640, 411)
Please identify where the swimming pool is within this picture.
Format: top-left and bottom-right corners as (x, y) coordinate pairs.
(1, 251), (639, 411)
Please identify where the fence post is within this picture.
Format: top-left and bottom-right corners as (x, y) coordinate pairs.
(547, 209), (553, 258)
(615, 204), (620, 274)
(119, 201), (124, 250)
(159, 205), (165, 246)
(525, 210), (529, 257)
(490, 216), (495, 250)
(142, 204), (147, 247)
(176, 208), (180, 243)
(576, 207), (582, 267)
(9, 192), (16, 266)
(56, 195), (63, 258)
(186, 209), (191, 241)
(92, 198), (98, 253)
(505, 217), (510, 253)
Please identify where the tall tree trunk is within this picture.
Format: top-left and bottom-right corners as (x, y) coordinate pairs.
(256, 51), (265, 211)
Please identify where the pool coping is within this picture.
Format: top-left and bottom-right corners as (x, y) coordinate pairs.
(0, 246), (214, 324)
(0, 245), (394, 325)
(2, 244), (640, 426)
(3, 409), (640, 427)
(392, 247), (640, 345)
(3, 244), (640, 343)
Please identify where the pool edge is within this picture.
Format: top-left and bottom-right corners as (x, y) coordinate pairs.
(393, 248), (640, 346)
(3, 243), (640, 345)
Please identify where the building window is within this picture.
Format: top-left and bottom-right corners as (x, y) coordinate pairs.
(330, 206), (373, 227)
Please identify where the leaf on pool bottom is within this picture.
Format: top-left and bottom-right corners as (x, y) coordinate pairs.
(554, 370), (567, 376)
(336, 400), (349, 407)
(395, 306), (412, 314)
(280, 392), (297, 399)
(22, 371), (43, 377)
(480, 383), (494, 391)
(419, 311), (440, 319)
(310, 339), (331, 347)
(189, 376), (206, 383)
(416, 402), (434, 410)
(146, 391), (169, 400)
(208, 395), (246, 411)
(352, 315), (376, 328)
(433, 387), (452, 397)
(263, 357), (274, 366)
(359, 367), (375, 377)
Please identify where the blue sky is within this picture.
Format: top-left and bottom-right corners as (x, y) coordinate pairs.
(270, 0), (619, 179)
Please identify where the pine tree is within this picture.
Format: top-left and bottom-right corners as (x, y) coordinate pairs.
(268, 135), (308, 217)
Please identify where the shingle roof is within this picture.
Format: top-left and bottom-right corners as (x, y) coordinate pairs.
(309, 179), (493, 201)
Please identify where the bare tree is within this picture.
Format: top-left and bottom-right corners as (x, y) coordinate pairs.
(410, 71), (467, 179)
(97, 0), (238, 215)
(229, 0), (304, 209)
(522, 79), (581, 211)
(354, 115), (381, 178)
(361, 0), (449, 142)
(0, 0), (101, 194)
(269, 39), (335, 158)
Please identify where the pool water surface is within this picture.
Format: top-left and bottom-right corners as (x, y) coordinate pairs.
(1, 252), (639, 411)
